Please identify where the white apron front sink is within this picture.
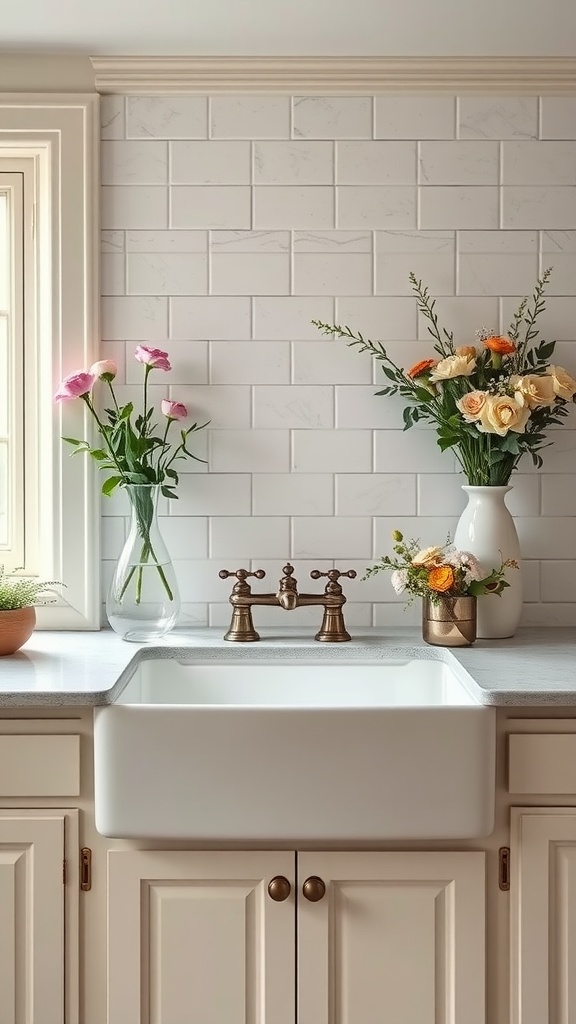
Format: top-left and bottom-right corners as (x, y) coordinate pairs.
(94, 652), (495, 841)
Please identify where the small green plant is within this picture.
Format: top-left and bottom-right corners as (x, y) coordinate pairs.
(0, 566), (62, 611)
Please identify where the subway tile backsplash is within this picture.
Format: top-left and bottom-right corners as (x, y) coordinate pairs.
(99, 93), (576, 628)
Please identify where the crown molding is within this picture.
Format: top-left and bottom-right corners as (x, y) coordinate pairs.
(91, 55), (576, 94)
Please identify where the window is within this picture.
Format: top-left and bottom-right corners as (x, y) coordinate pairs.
(0, 96), (100, 628)
(1, 160), (36, 572)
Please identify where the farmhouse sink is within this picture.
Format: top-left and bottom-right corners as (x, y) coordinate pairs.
(93, 653), (495, 841)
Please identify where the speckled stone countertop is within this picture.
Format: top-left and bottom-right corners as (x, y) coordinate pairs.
(0, 626), (573, 707)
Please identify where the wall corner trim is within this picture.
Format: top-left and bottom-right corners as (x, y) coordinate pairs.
(90, 55), (576, 95)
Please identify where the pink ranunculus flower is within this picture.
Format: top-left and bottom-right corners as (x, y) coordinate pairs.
(54, 371), (96, 403)
(90, 359), (117, 382)
(161, 399), (187, 420)
(134, 345), (171, 371)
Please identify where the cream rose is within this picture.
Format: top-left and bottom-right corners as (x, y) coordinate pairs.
(477, 394), (530, 436)
(411, 545), (444, 568)
(510, 373), (556, 409)
(547, 365), (576, 401)
(456, 390), (488, 423)
(429, 354), (476, 382)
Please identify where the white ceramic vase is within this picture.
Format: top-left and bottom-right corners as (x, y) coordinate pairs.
(453, 485), (522, 639)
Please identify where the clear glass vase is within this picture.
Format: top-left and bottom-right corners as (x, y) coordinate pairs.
(106, 484), (180, 642)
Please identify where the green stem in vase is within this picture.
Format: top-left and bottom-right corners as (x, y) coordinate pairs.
(117, 488), (175, 604)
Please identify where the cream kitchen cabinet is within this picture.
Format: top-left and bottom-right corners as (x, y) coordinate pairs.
(510, 808), (576, 1024)
(0, 810), (71, 1024)
(107, 848), (486, 1024)
(508, 725), (576, 1024)
(107, 850), (295, 1024)
(0, 728), (81, 1024)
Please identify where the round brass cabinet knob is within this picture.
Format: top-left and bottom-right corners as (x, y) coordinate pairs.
(302, 876), (326, 902)
(268, 876), (292, 902)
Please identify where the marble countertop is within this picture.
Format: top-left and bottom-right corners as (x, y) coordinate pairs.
(0, 626), (574, 707)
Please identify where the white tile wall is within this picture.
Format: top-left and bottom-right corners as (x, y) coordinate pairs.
(100, 92), (576, 629)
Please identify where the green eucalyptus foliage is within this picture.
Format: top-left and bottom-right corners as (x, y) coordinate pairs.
(313, 269), (574, 487)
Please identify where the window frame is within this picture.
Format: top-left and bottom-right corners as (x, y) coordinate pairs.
(1, 161), (38, 572)
(0, 94), (100, 629)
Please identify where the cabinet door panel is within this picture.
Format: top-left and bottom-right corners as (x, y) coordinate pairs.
(108, 850), (295, 1024)
(511, 808), (576, 1024)
(298, 851), (485, 1024)
(0, 814), (65, 1024)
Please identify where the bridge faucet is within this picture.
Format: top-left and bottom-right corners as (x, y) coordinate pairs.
(218, 563), (357, 642)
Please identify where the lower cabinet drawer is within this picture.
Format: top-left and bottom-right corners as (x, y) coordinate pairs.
(0, 734), (80, 796)
(509, 733), (576, 794)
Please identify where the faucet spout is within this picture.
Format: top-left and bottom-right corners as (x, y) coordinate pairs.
(277, 590), (298, 611)
(277, 563), (299, 611)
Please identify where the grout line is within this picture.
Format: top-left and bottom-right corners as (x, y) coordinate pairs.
(498, 140), (505, 231)
(206, 96), (212, 140)
(207, 230), (212, 296)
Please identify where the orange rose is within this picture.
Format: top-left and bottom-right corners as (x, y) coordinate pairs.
(407, 358), (437, 379)
(428, 565), (455, 593)
(483, 335), (516, 355)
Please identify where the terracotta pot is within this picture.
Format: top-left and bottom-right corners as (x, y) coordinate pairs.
(0, 607), (36, 656)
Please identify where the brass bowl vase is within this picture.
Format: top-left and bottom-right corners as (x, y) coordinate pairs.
(422, 595), (477, 648)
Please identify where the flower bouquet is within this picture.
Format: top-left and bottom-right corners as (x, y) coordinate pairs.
(313, 268), (576, 487)
(55, 346), (208, 640)
(366, 530), (517, 647)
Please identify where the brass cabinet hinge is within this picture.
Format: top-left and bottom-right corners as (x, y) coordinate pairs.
(80, 847), (92, 891)
(499, 847), (510, 891)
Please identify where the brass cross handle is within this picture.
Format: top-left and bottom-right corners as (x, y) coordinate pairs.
(219, 568), (266, 583)
(310, 568), (357, 584)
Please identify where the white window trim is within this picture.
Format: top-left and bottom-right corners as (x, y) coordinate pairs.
(1, 160), (38, 573)
(0, 94), (100, 629)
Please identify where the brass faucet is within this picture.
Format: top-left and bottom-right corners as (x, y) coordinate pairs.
(218, 563), (357, 642)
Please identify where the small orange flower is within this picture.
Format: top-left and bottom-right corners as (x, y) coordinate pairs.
(483, 335), (516, 356)
(428, 565), (455, 593)
(407, 358), (437, 379)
